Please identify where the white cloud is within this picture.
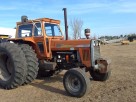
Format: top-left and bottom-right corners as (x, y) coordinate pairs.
(67, 3), (109, 14)
(1, 0), (136, 14)
(60, 1), (136, 14)
(113, 2), (136, 13)
(0, 6), (16, 10)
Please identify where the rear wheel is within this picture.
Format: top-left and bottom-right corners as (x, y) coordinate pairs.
(20, 44), (39, 84)
(0, 42), (27, 89)
(63, 68), (90, 97)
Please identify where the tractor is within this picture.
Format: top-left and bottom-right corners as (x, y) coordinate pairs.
(0, 8), (110, 97)
(0, 34), (9, 43)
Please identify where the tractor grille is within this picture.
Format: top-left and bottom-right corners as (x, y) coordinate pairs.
(90, 40), (101, 66)
(94, 46), (100, 62)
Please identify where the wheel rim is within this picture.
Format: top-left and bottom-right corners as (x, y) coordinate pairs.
(0, 53), (13, 81)
(67, 74), (81, 93)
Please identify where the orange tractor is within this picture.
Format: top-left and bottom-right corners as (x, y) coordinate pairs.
(0, 8), (110, 97)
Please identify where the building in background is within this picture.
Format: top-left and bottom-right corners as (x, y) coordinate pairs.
(0, 27), (16, 38)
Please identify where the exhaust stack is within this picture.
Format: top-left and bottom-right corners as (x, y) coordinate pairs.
(63, 8), (68, 40)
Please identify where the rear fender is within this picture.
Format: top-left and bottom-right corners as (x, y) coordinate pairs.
(8, 39), (44, 59)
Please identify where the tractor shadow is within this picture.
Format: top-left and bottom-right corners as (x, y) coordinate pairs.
(30, 75), (68, 96)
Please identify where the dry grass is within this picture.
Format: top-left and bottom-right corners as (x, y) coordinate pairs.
(0, 43), (136, 102)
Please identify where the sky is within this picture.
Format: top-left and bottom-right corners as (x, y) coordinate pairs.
(0, 0), (136, 38)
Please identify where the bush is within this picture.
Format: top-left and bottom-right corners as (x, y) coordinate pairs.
(128, 35), (136, 42)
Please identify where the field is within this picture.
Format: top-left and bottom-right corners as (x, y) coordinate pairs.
(0, 43), (136, 102)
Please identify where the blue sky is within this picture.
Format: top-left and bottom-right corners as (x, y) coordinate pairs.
(0, 0), (136, 37)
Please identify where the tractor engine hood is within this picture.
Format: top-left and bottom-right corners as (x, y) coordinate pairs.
(51, 39), (111, 73)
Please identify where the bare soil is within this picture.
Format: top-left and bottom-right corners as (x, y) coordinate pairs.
(0, 43), (136, 102)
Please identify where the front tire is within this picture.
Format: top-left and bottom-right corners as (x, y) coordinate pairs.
(63, 68), (90, 97)
(90, 68), (111, 81)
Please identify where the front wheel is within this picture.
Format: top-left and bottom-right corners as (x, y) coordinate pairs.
(63, 68), (90, 98)
(90, 69), (111, 81)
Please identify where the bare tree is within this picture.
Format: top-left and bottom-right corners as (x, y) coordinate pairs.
(70, 18), (83, 39)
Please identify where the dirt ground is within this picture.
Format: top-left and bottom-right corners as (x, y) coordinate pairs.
(0, 42), (136, 102)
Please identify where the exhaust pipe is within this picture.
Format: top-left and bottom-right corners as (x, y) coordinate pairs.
(63, 8), (68, 40)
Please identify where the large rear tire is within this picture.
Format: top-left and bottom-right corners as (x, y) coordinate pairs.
(63, 68), (90, 97)
(0, 42), (27, 89)
(20, 44), (39, 84)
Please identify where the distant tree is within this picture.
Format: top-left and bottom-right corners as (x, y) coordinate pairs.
(120, 35), (123, 38)
(68, 36), (72, 40)
(124, 35), (127, 37)
(70, 18), (83, 39)
(99, 33), (136, 41)
(127, 33), (136, 42)
(128, 36), (134, 42)
(99, 35), (121, 40)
